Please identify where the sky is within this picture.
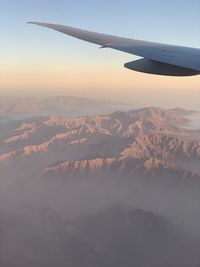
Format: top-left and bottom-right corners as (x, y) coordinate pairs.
(0, 0), (200, 108)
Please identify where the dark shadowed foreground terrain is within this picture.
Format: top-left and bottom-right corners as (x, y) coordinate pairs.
(0, 106), (200, 266)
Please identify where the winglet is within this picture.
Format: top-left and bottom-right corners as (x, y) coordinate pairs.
(27, 22), (53, 27)
(27, 21), (46, 26)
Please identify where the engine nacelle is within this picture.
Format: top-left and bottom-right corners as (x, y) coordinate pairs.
(124, 58), (199, 76)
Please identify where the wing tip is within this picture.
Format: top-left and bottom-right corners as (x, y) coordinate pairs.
(27, 21), (37, 24)
(27, 21), (61, 29)
(27, 21), (47, 26)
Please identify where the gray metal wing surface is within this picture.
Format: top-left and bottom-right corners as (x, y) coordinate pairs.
(28, 22), (200, 76)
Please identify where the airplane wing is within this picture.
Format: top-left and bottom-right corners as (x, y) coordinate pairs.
(28, 22), (200, 76)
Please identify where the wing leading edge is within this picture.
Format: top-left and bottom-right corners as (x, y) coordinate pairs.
(28, 22), (200, 76)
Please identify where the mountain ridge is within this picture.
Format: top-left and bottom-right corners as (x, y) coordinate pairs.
(1, 106), (200, 185)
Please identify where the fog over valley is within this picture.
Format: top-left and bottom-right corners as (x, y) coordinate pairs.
(0, 97), (200, 266)
(0, 95), (139, 120)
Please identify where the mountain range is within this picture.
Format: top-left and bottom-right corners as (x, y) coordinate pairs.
(1, 106), (200, 266)
(0, 95), (136, 118)
(0, 106), (200, 184)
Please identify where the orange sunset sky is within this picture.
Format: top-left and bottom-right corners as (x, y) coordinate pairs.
(1, 0), (200, 108)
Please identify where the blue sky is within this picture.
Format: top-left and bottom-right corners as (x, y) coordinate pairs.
(0, 0), (200, 108)
(1, 0), (200, 47)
